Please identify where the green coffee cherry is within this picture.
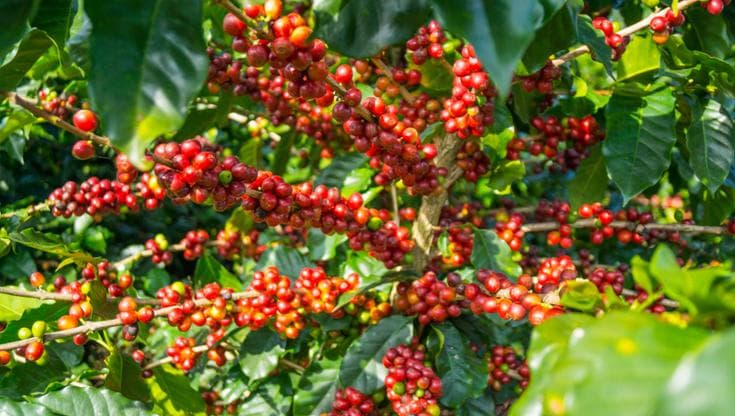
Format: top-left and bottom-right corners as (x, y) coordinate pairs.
(17, 327), (32, 339)
(31, 321), (47, 338)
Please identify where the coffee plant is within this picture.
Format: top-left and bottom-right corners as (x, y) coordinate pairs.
(0, 0), (734, 415)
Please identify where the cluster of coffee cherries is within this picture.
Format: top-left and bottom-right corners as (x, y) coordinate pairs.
(38, 90), (78, 119)
(535, 255), (577, 293)
(536, 200), (573, 249)
(394, 272), (462, 325)
(506, 115), (603, 173)
(406, 20), (447, 64)
(202, 391), (240, 415)
(486, 345), (530, 392)
(343, 292), (393, 325)
(166, 337), (202, 372)
(145, 234), (173, 265)
(339, 96), (446, 196)
(383, 342), (442, 416)
(591, 16), (630, 59)
(441, 45), (496, 139)
(519, 62), (561, 95)
(494, 211), (525, 251)
(180, 229), (210, 260)
(463, 270), (564, 326)
(83, 260), (129, 297)
(586, 266), (625, 295)
(329, 387), (377, 416)
(294, 268), (359, 318)
(135, 172), (167, 210)
(152, 138), (258, 211)
(371, 68), (422, 100)
(647, 9), (690, 44)
(455, 140), (490, 182)
(215, 229), (257, 260)
(225, 0), (331, 101)
(395, 93), (442, 134)
(578, 203), (668, 246)
(235, 266), (302, 337)
(439, 223), (474, 267)
(49, 177), (138, 218)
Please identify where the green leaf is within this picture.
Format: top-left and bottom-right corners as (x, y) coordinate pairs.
(307, 229), (347, 261)
(471, 228), (521, 278)
(314, 152), (368, 188)
(0, 110), (36, 144)
(684, 7), (732, 59)
(105, 350), (151, 402)
(271, 131), (295, 175)
(522, 4), (576, 72)
(0, 341), (82, 399)
(686, 97), (734, 193)
(341, 168), (373, 197)
(616, 34), (661, 81)
(0, 401), (55, 416)
(486, 160), (525, 194)
(194, 251), (241, 289)
(434, 322), (488, 407)
(9, 228), (98, 267)
(455, 391), (495, 416)
(630, 256), (654, 294)
(256, 245), (314, 279)
(293, 358), (341, 416)
(0, 301), (66, 343)
(144, 268), (170, 296)
(0, 0), (38, 59)
(568, 144), (607, 211)
(147, 366), (206, 416)
(313, 0), (431, 59)
(603, 87), (676, 202)
(84, 0), (208, 168)
(0, 29), (53, 90)
(238, 327), (286, 381)
(34, 386), (153, 416)
(576, 14), (614, 76)
(30, 0), (73, 47)
(656, 327), (735, 416)
(238, 373), (293, 416)
(340, 315), (414, 393)
(238, 137), (262, 168)
(511, 312), (709, 416)
(560, 280), (602, 312)
(701, 187), (735, 226)
(432, 0), (548, 96)
(0, 291), (43, 322)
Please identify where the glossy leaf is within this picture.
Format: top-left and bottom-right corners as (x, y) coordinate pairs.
(0, 401), (54, 416)
(30, 0), (73, 47)
(455, 391), (495, 416)
(616, 34), (661, 81)
(560, 280), (602, 312)
(238, 327), (286, 381)
(340, 315), (414, 393)
(432, 0), (548, 96)
(0, 110), (36, 144)
(293, 358), (341, 416)
(568, 144), (607, 211)
(657, 327), (735, 416)
(314, 0), (430, 59)
(522, 5), (576, 72)
(686, 97), (734, 193)
(256, 245), (314, 279)
(603, 87), (676, 202)
(84, 0), (208, 168)
(9, 228), (98, 267)
(0, 0), (38, 59)
(194, 251), (241, 289)
(238, 373), (293, 416)
(0, 342), (82, 399)
(471, 228), (522, 278)
(0, 291), (43, 322)
(105, 350), (151, 402)
(34, 385), (152, 416)
(511, 312), (709, 416)
(307, 229), (347, 261)
(0, 29), (53, 90)
(314, 152), (368, 188)
(684, 7), (732, 59)
(147, 366), (205, 416)
(434, 322), (488, 407)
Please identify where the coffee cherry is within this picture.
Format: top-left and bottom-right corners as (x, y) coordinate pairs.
(0, 351), (11, 366)
(29, 272), (45, 287)
(57, 314), (79, 330)
(31, 321), (46, 338)
(72, 109), (97, 132)
(25, 341), (45, 362)
(222, 13), (245, 36)
(71, 140), (96, 160)
(73, 333), (88, 346)
(17, 327), (32, 340)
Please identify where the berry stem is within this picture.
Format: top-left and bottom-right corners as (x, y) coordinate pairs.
(551, 0), (700, 67)
(0, 291), (258, 351)
(520, 218), (727, 235)
(370, 57), (416, 104)
(0, 201), (50, 219)
(3, 92), (118, 151)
